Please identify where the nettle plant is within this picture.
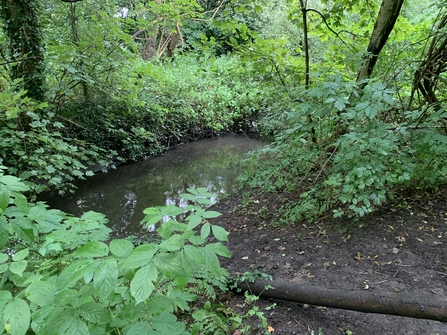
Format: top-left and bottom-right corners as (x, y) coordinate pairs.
(0, 169), (232, 335)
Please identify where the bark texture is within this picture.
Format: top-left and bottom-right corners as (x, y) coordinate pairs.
(355, 0), (405, 88)
(237, 280), (447, 322)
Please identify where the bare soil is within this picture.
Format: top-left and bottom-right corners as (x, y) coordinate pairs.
(210, 190), (447, 335)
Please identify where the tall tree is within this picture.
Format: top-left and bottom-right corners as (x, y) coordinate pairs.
(0, 0), (45, 102)
(355, 0), (405, 90)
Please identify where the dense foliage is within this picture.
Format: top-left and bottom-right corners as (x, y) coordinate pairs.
(0, 172), (269, 334)
(2, 0), (447, 332)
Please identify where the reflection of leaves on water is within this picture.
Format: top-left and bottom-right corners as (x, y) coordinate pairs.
(49, 137), (264, 238)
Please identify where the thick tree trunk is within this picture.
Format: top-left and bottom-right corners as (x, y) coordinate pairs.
(237, 280), (447, 322)
(0, 0), (45, 102)
(355, 0), (405, 90)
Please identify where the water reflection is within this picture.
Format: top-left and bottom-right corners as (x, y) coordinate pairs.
(47, 135), (264, 237)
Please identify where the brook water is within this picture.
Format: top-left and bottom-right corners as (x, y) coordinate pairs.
(47, 134), (264, 237)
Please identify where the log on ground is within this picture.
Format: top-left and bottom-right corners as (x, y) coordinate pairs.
(236, 280), (447, 322)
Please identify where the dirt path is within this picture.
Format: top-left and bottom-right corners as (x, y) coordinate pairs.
(210, 191), (447, 335)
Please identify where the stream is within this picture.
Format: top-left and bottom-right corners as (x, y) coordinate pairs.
(47, 134), (264, 237)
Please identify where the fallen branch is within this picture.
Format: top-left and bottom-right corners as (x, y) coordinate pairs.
(236, 280), (447, 322)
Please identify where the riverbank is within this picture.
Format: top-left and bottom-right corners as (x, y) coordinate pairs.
(210, 188), (447, 334)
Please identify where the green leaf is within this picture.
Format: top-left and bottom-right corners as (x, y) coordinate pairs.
(121, 244), (159, 270)
(186, 214), (202, 229)
(45, 308), (77, 335)
(153, 253), (184, 277)
(201, 246), (221, 277)
(126, 322), (151, 335)
(202, 211), (222, 219)
(27, 205), (64, 233)
(0, 254), (8, 264)
(200, 223), (211, 240)
(73, 241), (109, 258)
(25, 281), (54, 307)
(3, 298), (30, 335)
(94, 258), (118, 299)
(79, 301), (111, 324)
(211, 225), (229, 242)
(159, 234), (183, 252)
(13, 195), (28, 214)
(130, 263), (157, 304)
(186, 188), (198, 195)
(0, 216), (9, 247)
(12, 248), (28, 261)
(205, 242), (231, 258)
(0, 175), (29, 192)
(57, 260), (96, 289)
(152, 312), (184, 335)
(0, 290), (12, 309)
(109, 239), (134, 258)
(65, 319), (89, 335)
(196, 198), (212, 205)
(183, 245), (204, 265)
(141, 207), (162, 225)
(0, 184), (10, 212)
(80, 211), (108, 224)
(9, 217), (35, 242)
(179, 193), (196, 201)
(9, 260), (27, 277)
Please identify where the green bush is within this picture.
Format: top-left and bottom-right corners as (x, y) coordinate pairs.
(0, 169), (238, 334)
(0, 86), (108, 195)
(240, 77), (447, 221)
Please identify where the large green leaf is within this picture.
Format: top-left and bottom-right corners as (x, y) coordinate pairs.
(152, 312), (184, 335)
(57, 259), (96, 289)
(109, 239), (134, 258)
(0, 290), (12, 311)
(201, 246), (221, 277)
(141, 208), (162, 226)
(2, 298), (30, 335)
(65, 319), (89, 335)
(25, 281), (54, 307)
(202, 211), (222, 219)
(211, 225), (229, 242)
(126, 321), (151, 335)
(153, 253), (184, 277)
(9, 217), (35, 242)
(12, 248), (28, 261)
(121, 244), (159, 270)
(27, 205), (64, 233)
(0, 216), (9, 247)
(45, 308), (77, 335)
(182, 245), (204, 265)
(159, 234), (183, 252)
(185, 214), (202, 229)
(130, 263), (157, 304)
(205, 242), (231, 258)
(9, 260), (27, 277)
(79, 301), (111, 324)
(94, 258), (118, 299)
(200, 222), (211, 240)
(0, 184), (10, 212)
(73, 241), (109, 258)
(0, 175), (29, 192)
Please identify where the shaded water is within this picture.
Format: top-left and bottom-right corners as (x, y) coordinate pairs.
(47, 134), (263, 237)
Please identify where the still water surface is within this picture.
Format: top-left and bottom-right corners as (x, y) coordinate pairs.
(47, 134), (264, 237)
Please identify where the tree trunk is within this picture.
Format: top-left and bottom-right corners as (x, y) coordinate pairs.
(409, 12), (447, 109)
(0, 0), (45, 102)
(237, 280), (447, 322)
(355, 0), (405, 90)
